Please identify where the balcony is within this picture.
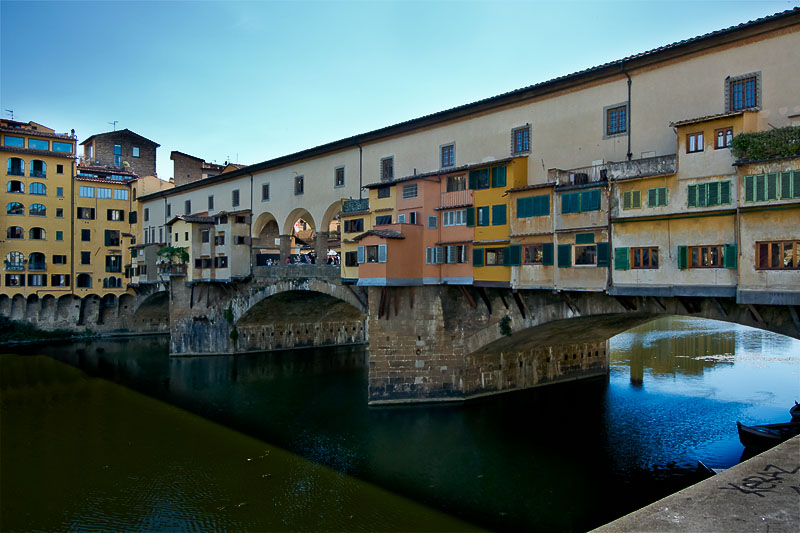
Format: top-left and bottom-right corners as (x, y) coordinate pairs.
(158, 263), (187, 276)
(7, 168), (24, 177)
(343, 198), (369, 213)
(550, 155), (677, 187)
(440, 189), (473, 209)
(550, 164), (609, 188)
(28, 262), (47, 271)
(4, 261), (25, 271)
(31, 170), (46, 178)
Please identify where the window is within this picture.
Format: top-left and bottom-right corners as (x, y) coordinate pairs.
(622, 190), (641, 210)
(727, 73), (759, 111)
(491, 167), (506, 188)
(469, 168), (490, 190)
(441, 144), (455, 168)
(114, 189), (129, 201)
(335, 166), (345, 187)
(345, 251), (358, 267)
(362, 244), (387, 263)
(184, 200), (191, 214)
(56, 208), (63, 218)
(562, 189), (601, 213)
(344, 219), (364, 233)
(605, 104), (627, 136)
(80, 251), (91, 265)
(477, 206), (490, 226)
(380, 157), (394, 181)
(235, 215), (247, 224)
(7, 202), (24, 215)
(402, 183), (417, 199)
(687, 181), (731, 207)
(128, 211), (136, 223)
(446, 175), (466, 192)
(4, 136), (24, 147)
(114, 144), (122, 155)
(29, 227), (45, 240)
(647, 187), (668, 207)
(185, 232), (189, 241)
(426, 246), (445, 265)
(574, 245), (597, 266)
(5, 251), (24, 270)
(447, 245), (468, 264)
(262, 184), (270, 201)
(397, 214), (406, 224)
(53, 142), (72, 154)
(76, 273), (92, 288)
(7, 157), (24, 176)
(525, 244), (544, 264)
(105, 230), (120, 246)
(57, 187), (64, 197)
(232, 189), (240, 207)
(29, 204), (46, 216)
(517, 195), (549, 217)
(6, 226), (23, 239)
(631, 247), (659, 269)
(165, 204), (172, 218)
(427, 215), (438, 229)
(144, 208), (150, 221)
(7, 180), (24, 193)
(485, 248), (504, 266)
(29, 139), (49, 150)
(81, 229), (91, 241)
(53, 255), (67, 265)
(56, 231), (63, 241)
(377, 186), (390, 199)
(97, 188), (112, 199)
(442, 209), (466, 226)
(756, 241), (800, 270)
(28, 274), (46, 287)
(132, 146), (140, 157)
(715, 127), (733, 149)
(214, 234), (225, 245)
(492, 204), (507, 225)
(201, 230), (210, 243)
(57, 164), (64, 174)
(30, 160), (46, 178)
(79, 186), (95, 198)
(29, 182), (46, 195)
(5, 274), (25, 287)
(51, 274), (70, 287)
(234, 235), (248, 245)
(375, 215), (392, 225)
(686, 132), (704, 153)
(744, 172), (800, 202)
(77, 207), (95, 220)
(294, 176), (304, 195)
(690, 245), (724, 268)
(512, 125), (531, 154)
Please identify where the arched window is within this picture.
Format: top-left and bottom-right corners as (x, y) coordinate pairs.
(6, 226), (24, 239)
(7, 157), (24, 176)
(6, 181), (24, 193)
(29, 227), (46, 240)
(30, 160), (46, 178)
(7, 202), (24, 215)
(103, 277), (123, 289)
(29, 182), (46, 195)
(28, 252), (46, 270)
(5, 251), (24, 270)
(77, 273), (92, 288)
(29, 204), (46, 216)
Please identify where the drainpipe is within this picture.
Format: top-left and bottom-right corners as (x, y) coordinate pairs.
(622, 63), (633, 161)
(357, 143), (363, 200)
(70, 158), (75, 296)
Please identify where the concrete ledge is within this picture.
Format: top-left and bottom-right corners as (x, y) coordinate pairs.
(594, 436), (800, 532)
(737, 290), (800, 306)
(609, 285), (738, 298)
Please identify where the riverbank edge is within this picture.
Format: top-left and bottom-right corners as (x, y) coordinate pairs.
(594, 435), (800, 532)
(0, 318), (168, 348)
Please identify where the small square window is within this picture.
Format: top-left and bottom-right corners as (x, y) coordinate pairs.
(727, 73), (759, 111)
(113, 144), (121, 155)
(132, 146), (140, 158)
(295, 176), (304, 195)
(605, 104), (627, 137)
(56, 164), (64, 174)
(715, 127), (733, 149)
(56, 208), (63, 218)
(377, 186), (390, 199)
(232, 189), (240, 207)
(441, 144), (455, 168)
(402, 183), (417, 199)
(511, 125), (531, 154)
(81, 229), (91, 242)
(262, 183), (270, 201)
(81, 251), (91, 265)
(184, 200), (191, 214)
(335, 167), (345, 188)
(687, 132), (704, 153)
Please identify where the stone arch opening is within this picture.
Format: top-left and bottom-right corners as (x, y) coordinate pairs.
(282, 208), (317, 264)
(252, 211), (281, 264)
(39, 294), (56, 322)
(133, 291), (169, 327)
(320, 200), (343, 263)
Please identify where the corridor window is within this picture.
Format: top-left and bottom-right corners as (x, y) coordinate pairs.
(727, 73), (759, 111)
(80, 186), (95, 198)
(232, 189), (240, 207)
(605, 104), (627, 136)
(756, 241), (800, 270)
(262, 183), (270, 201)
(380, 157), (394, 181)
(511, 125), (531, 154)
(294, 176), (304, 195)
(335, 166), (345, 187)
(441, 144), (455, 168)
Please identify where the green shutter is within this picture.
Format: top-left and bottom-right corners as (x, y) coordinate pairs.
(724, 243), (737, 269)
(687, 184), (697, 208)
(561, 194), (571, 214)
(468, 170), (477, 190)
(623, 191), (632, 210)
(648, 188), (657, 208)
(575, 233), (594, 244)
(472, 247), (483, 267)
(720, 181), (731, 205)
(745, 175), (754, 202)
(557, 244), (571, 268)
(492, 204), (507, 225)
(542, 243), (554, 265)
(466, 207), (475, 227)
(536, 195), (550, 216)
(491, 167), (507, 188)
(516, 197), (528, 218)
(580, 189), (600, 212)
(708, 182), (719, 206)
(597, 242), (610, 267)
(756, 174), (766, 201)
(632, 190), (641, 208)
(766, 173), (778, 200)
(793, 171), (800, 199)
(504, 245), (521, 266)
(677, 245), (687, 270)
(780, 171), (792, 199)
(614, 247), (629, 270)
(698, 183), (707, 206)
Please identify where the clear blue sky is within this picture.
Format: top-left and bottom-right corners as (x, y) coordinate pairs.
(1, 0), (796, 180)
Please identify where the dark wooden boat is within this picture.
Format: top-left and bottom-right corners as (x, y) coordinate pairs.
(736, 420), (800, 450)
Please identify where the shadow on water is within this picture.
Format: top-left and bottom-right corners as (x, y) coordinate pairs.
(4, 315), (800, 531)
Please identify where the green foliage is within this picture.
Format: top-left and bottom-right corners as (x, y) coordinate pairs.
(499, 316), (512, 337)
(224, 302), (234, 325)
(730, 126), (800, 161)
(157, 246), (189, 264)
(229, 325), (239, 343)
(0, 316), (90, 343)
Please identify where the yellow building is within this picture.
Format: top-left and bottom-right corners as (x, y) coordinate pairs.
(2, 119), (76, 297)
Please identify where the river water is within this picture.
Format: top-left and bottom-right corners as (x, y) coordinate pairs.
(1, 316), (798, 531)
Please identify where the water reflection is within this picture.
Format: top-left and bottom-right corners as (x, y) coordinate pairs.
(4, 316), (799, 531)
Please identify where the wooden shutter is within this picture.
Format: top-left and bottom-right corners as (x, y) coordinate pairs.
(614, 247), (629, 270)
(632, 190), (641, 208)
(687, 184), (697, 208)
(720, 181), (731, 205)
(357, 246), (365, 264)
(542, 243), (554, 265)
(504, 245), (521, 266)
(472, 247), (483, 267)
(623, 191), (632, 209)
(557, 244), (571, 268)
(576, 233), (594, 244)
(744, 175), (754, 202)
(468, 170), (477, 190)
(708, 182), (719, 206)
(435, 246), (444, 265)
(597, 242), (609, 267)
(466, 207), (475, 227)
(755, 174), (766, 201)
(491, 167), (507, 188)
(677, 245), (687, 270)
(647, 188), (656, 208)
(378, 244), (387, 263)
(447, 245), (457, 264)
(780, 171), (792, 199)
(517, 197), (528, 218)
(492, 204), (506, 226)
(793, 171), (800, 199)
(766, 173), (778, 200)
(697, 183), (707, 206)
(724, 243), (737, 269)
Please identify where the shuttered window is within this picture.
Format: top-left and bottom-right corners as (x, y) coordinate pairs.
(557, 244), (571, 268)
(378, 244), (387, 263)
(687, 181), (731, 207)
(491, 167), (507, 188)
(647, 187), (668, 207)
(623, 190), (641, 210)
(614, 247), (629, 270)
(491, 204), (507, 226)
(468, 168), (490, 190)
(745, 171), (800, 202)
(503, 245), (521, 266)
(516, 195), (550, 218)
(473, 247), (484, 267)
(357, 246), (365, 264)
